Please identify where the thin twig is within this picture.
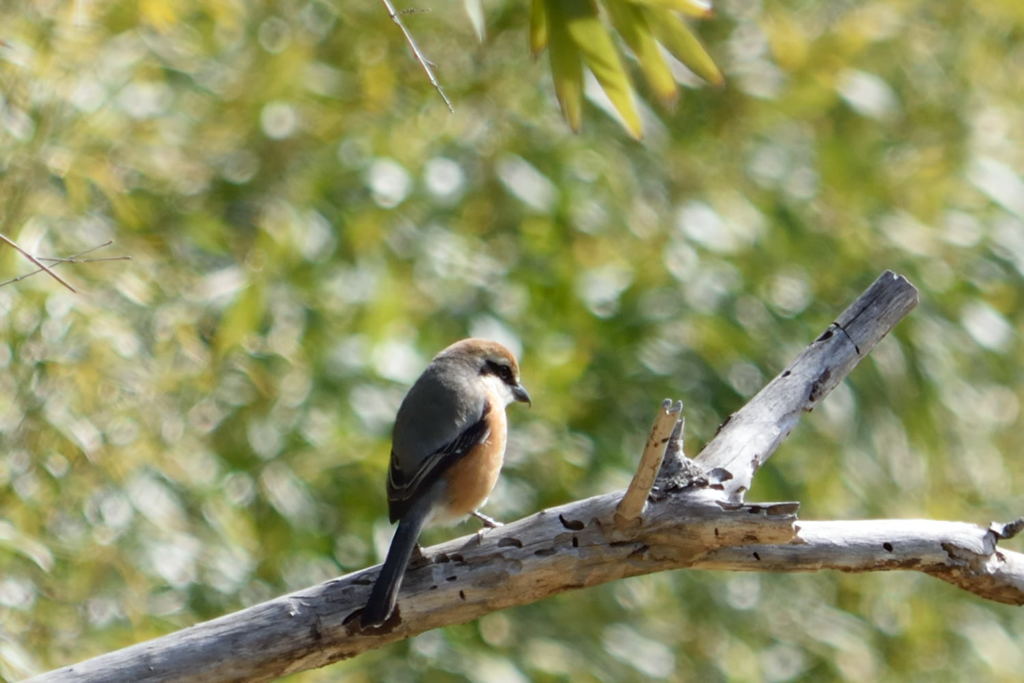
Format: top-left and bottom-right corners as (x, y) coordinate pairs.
(0, 232), (77, 292)
(379, 0), (454, 112)
(0, 241), (129, 289)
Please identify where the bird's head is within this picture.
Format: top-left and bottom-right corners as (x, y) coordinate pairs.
(436, 338), (531, 407)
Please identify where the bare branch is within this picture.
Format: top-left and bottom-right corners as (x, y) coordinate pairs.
(0, 241), (130, 289)
(31, 492), (799, 682)
(0, 231), (77, 292)
(379, 0), (454, 112)
(695, 270), (919, 501)
(36, 271), (1016, 683)
(700, 519), (1024, 606)
(33, 502), (1024, 682)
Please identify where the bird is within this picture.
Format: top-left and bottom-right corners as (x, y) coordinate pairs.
(361, 338), (531, 627)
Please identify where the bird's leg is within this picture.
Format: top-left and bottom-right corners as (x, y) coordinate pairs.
(471, 510), (503, 529)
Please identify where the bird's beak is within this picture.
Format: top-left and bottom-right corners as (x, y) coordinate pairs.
(512, 383), (532, 406)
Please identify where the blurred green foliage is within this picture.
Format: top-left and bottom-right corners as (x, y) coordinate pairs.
(533, 0), (721, 136)
(2, 0), (1024, 680)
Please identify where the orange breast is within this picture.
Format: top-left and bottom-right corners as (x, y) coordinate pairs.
(439, 399), (507, 520)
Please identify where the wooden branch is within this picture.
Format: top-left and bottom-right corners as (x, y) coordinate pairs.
(700, 518), (1024, 605)
(33, 492), (799, 683)
(36, 270), (1019, 683)
(695, 270), (919, 501)
(614, 399), (681, 527)
(35, 502), (1024, 682)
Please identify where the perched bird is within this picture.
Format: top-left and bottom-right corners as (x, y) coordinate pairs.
(362, 338), (530, 626)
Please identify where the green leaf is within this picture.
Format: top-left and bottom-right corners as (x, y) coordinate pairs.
(556, 0), (642, 138)
(644, 5), (723, 85)
(530, 0), (548, 54)
(0, 520), (54, 572)
(545, 1), (584, 130)
(623, 0), (713, 18)
(603, 0), (678, 104)
(216, 280), (265, 356)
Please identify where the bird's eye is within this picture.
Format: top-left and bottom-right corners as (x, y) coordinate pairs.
(485, 360), (514, 383)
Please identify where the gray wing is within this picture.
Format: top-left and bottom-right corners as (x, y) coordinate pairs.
(386, 362), (488, 522)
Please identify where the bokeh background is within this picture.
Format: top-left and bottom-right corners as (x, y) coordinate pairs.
(2, 0), (1024, 680)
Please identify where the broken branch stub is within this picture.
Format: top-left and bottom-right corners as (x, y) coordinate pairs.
(614, 399), (681, 527)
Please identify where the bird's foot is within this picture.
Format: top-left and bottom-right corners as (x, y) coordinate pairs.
(471, 510), (503, 529)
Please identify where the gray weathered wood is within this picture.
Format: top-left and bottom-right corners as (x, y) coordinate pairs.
(34, 270), (1023, 683)
(615, 399), (681, 526)
(695, 270), (919, 500)
(702, 519), (1024, 605)
(31, 492), (799, 682)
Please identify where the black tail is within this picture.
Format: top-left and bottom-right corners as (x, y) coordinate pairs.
(362, 508), (429, 626)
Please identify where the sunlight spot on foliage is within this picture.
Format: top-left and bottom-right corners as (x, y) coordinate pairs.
(258, 16), (292, 54)
(0, 520), (54, 572)
(725, 574), (761, 610)
(837, 69), (899, 120)
(297, 210), (335, 261)
(223, 472), (256, 507)
(145, 534), (200, 588)
(424, 157), (466, 200)
(968, 156), (1024, 218)
(464, 655), (529, 683)
(872, 411), (922, 493)
(196, 266), (246, 307)
(663, 241), (699, 282)
(496, 155), (556, 213)
(371, 339), (423, 383)
(1, 102), (34, 141)
(727, 361), (763, 397)
(366, 158), (411, 208)
(220, 150), (259, 184)
(96, 489), (134, 536)
(66, 417), (103, 456)
(326, 335), (368, 377)
(416, 225), (506, 288)
(760, 642), (808, 682)
(524, 639), (578, 676)
(260, 101), (299, 139)
(248, 418), (283, 460)
(961, 301), (1012, 352)
(323, 265), (379, 310)
(206, 546), (254, 594)
(957, 605), (1024, 677)
(603, 623), (675, 678)
(766, 269), (810, 318)
(940, 210), (983, 248)
(0, 639), (38, 679)
(349, 384), (403, 434)
(129, 473), (186, 529)
(86, 596), (123, 627)
(117, 82), (172, 119)
(261, 462), (317, 528)
(683, 262), (739, 314)
(576, 263), (633, 318)
(726, 20), (785, 99)
(677, 200), (759, 254)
